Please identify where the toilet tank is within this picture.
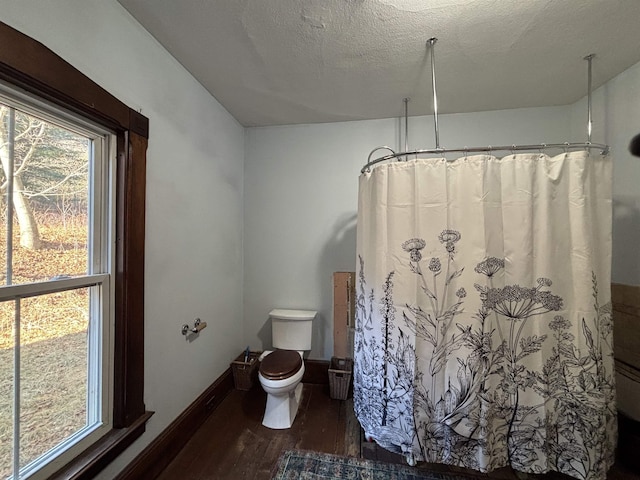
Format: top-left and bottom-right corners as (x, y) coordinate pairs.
(270, 309), (316, 351)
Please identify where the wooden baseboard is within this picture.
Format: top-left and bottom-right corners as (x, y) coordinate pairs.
(115, 369), (234, 480)
(303, 359), (330, 385)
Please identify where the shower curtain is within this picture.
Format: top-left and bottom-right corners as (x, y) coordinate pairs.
(354, 151), (616, 480)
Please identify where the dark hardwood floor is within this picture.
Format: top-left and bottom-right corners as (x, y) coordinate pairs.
(156, 383), (359, 480)
(156, 383), (639, 480)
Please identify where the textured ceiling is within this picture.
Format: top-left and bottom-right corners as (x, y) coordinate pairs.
(117, 0), (640, 127)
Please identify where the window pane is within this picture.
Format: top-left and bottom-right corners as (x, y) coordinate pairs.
(0, 104), (90, 285)
(0, 301), (15, 479)
(19, 288), (92, 471)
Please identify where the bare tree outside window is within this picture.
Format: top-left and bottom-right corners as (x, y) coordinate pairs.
(0, 100), (105, 480)
(0, 105), (89, 253)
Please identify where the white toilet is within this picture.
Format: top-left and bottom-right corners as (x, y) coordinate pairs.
(258, 308), (316, 429)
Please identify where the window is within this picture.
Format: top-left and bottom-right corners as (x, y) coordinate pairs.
(0, 87), (115, 480)
(0, 18), (149, 480)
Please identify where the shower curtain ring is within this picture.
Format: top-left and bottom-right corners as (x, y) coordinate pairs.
(511, 144), (516, 157)
(463, 146), (468, 159)
(563, 142), (570, 153)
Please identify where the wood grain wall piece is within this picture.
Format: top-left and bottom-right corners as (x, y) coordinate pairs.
(612, 283), (640, 474)
(333, 272), (355, 358)
(612, 283), (640, 371)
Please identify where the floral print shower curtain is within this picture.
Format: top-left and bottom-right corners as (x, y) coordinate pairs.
(354, 152), (616, 480)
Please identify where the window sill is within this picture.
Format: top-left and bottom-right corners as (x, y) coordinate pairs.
(50, 411), (154, 480)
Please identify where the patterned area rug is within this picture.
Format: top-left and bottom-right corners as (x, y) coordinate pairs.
(272, 450), (482, 480)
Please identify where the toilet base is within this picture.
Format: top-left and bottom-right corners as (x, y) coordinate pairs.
(262, 382), (303, 429)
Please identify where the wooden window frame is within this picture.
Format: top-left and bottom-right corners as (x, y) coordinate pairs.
(0, 21), (152, 479)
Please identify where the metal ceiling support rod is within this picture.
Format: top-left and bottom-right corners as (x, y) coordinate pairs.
(361, 44), (611, 174)
(584, 54), (595, 143)
(403, 97), (409, 153)
(428, 38), (440, 149)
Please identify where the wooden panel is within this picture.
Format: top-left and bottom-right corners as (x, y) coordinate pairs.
(612, 283), (640, 473)
(612, 283), (640, 371)
(129, 108), (149, 139)
(333, 272), (355, 358)
(115, 369), (234, 480)
(114, 131), (148, 427)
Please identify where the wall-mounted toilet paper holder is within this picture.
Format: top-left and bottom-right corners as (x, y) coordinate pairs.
(182, 318), (207, 336)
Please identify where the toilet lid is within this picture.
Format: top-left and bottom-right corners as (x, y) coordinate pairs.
(259, 350), (302, 380)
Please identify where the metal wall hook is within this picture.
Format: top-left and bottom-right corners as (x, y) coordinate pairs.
(182, 318), (207, 336)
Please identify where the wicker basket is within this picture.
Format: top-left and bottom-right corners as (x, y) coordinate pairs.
(328, 357), (353, 400)
(231, 351), (260, 390)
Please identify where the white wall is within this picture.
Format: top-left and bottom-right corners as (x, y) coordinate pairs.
(0, 1), (245, 477)
(244, 106), (571, 359)
(570, 60), (640, 286)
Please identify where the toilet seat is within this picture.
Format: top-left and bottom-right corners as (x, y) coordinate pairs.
(259, 350), (302, 380)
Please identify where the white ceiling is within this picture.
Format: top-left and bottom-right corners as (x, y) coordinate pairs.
(117, 0), (640, 127)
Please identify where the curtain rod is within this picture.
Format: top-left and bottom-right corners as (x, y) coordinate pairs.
(362, 41), (610, 174)
(362, 143), (609, 173)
